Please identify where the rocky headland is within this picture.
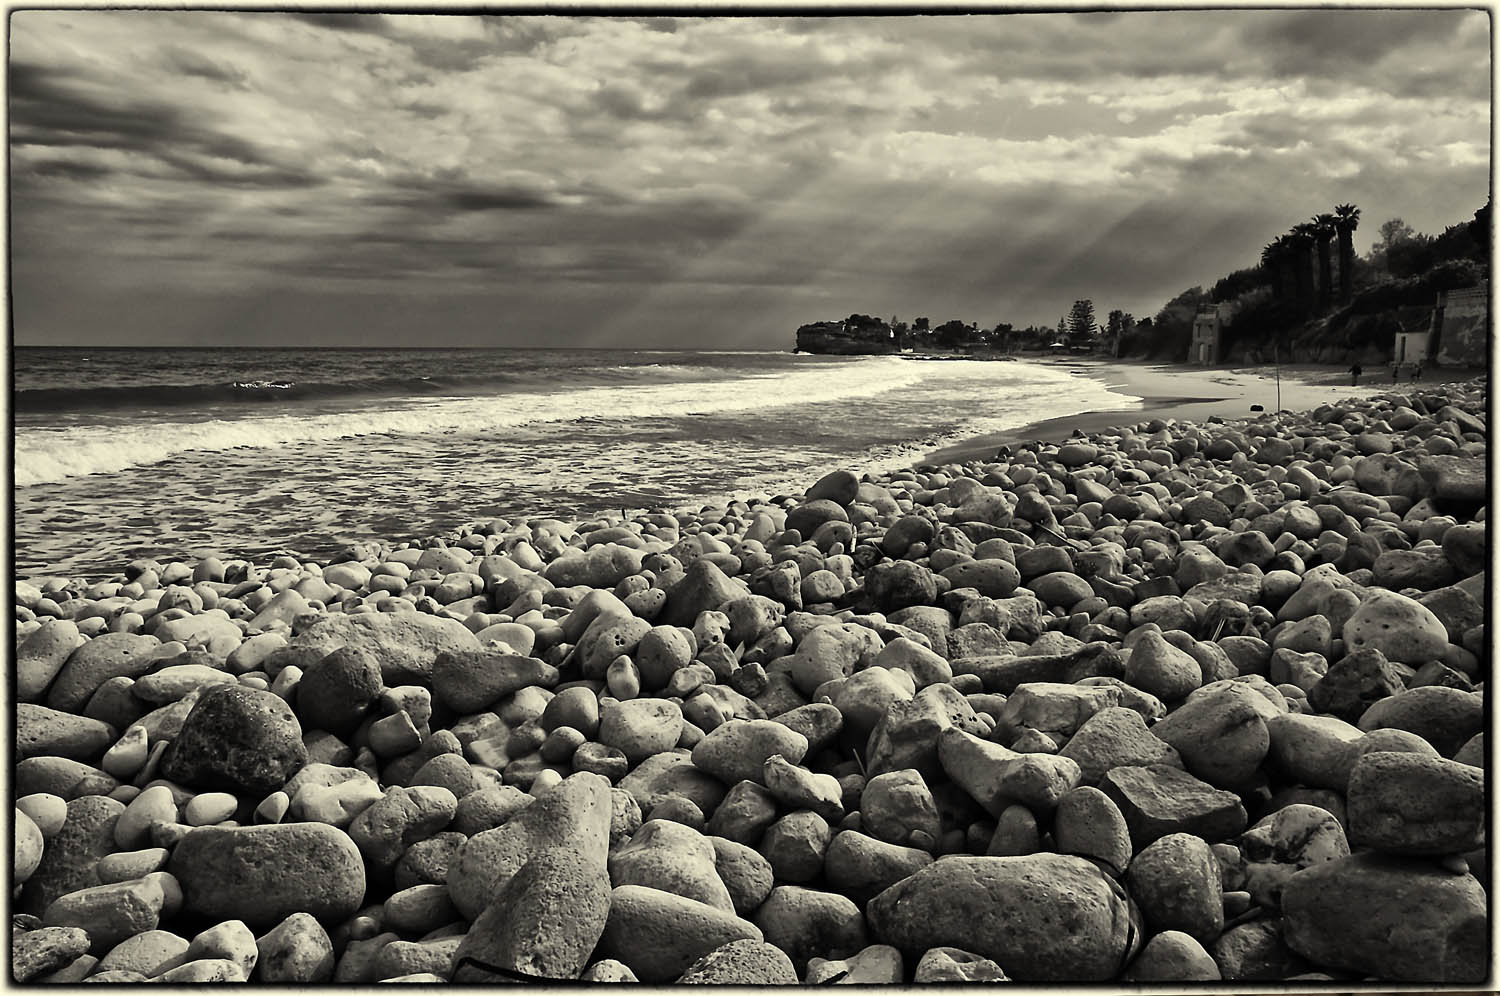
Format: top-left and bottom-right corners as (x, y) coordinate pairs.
(12, 377), (1489, 984)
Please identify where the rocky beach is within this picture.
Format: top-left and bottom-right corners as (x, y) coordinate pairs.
(12, 373), (1490, 985)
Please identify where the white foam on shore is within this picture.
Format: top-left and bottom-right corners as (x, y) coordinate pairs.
(724, 367), (1142, 502)
(16, 355), (928, 487)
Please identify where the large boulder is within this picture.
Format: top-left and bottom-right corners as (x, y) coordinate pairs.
(1281, 852), (1487, 982)
(1341, 590), (1448, 664)
(452, 847), (611, 982)
(595, 884), (763, 983)
(867, 854), (1137, 980)
(160, 685), (307, 796)
(288, 612), (482, 684)
(447, 772), (613, 921)
(168, 823), (365, 929)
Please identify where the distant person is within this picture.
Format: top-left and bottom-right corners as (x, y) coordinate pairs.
(1391, 363), (1401, 384)
(1349, 362), (1362, 386)
(1410, 361), (1423, 383)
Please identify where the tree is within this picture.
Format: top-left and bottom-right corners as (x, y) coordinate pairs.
(1311, 213), (1337, 310)
(1375, 218), (1415, 255)
(1152, 287), (1207, 360)
(1057, 316), (1070, 342)
(913, 317), (929, 332)
(934, 319), (970, 349)
(1334, 203), (1360, 304)
(1261, 238), (1287, 301)
(1471, 201), (1491, 260)
(1288, 223), (1318, 314)
(1067, 300), (1097, 340)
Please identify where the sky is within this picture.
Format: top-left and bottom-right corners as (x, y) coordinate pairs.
(9, 8), (1492, 349)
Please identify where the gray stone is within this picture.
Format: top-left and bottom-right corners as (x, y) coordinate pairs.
(867, 854), (1136, 981)
(596, 884), (763, 983)
(167, 822), (365, 929)
(452, 848), (611, 982)
(1282, 852), (1487, 982)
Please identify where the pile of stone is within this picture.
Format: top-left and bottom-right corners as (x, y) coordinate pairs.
(13, 378), (1488, 983)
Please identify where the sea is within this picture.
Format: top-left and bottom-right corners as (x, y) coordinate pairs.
(13, 347), (1140, 581)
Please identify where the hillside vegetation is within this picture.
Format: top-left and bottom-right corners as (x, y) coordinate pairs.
(1121, 202), (1491, 364)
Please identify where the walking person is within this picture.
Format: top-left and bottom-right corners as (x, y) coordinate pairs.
(1410, 361), (1423, 383)
(1391, 363), (1400, 384)
(1349, 362), (1363, 386)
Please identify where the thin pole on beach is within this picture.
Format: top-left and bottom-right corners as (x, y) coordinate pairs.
(1274, 337), (1281, 411)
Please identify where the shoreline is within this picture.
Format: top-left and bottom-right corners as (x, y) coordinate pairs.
(921, 357), (1478, 466)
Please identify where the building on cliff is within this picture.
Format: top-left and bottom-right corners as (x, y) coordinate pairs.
(1431, 281), (1489, 367)
(1190, 304), (1223, 365)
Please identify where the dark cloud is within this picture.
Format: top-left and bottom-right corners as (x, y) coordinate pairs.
(161, 46), (248, 87)
(15, 158), (112, 181)
(10, 60), (309, 186)
(1244, 10), (1467, 76)
(370, 175), (564, 214)
(287, 13), (389, 34)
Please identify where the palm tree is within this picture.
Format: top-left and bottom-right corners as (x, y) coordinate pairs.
(1288, 223), (1319, 314)
(1261, 239), (1285, 301)
(1311, 214), (1337, 311)
(1334, 203), (1361, 304)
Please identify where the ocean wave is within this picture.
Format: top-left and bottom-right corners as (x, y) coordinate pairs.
(15, 355), (925, 486)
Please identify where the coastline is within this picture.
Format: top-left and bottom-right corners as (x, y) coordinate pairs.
(921, 357), (1472, 466)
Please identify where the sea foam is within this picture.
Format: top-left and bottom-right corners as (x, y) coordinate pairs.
(15, 355), (927, 486)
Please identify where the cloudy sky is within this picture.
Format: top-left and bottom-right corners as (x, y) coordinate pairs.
(10, 9), (1491, 348)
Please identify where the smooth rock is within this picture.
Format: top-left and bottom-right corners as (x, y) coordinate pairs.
(167, 823), (366, 928)
(867, 854), (1136, 981)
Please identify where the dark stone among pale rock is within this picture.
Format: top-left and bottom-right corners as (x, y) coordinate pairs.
(1281, 852), (1488, 982)
(295, 646), (383, 737)
(867, 854), (1137, 981)
(1308, 647), (1406, 723)
(863, 561), (937, 613)
(160, 685), (307, 796)
(661, 559), (746, 629)
(452, 847), (611, 982)
(1100, 764), (1247, 850)
(167, 822), (366, 928)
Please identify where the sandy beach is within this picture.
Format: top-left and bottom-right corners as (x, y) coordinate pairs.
(924, 358), (1479, 465)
